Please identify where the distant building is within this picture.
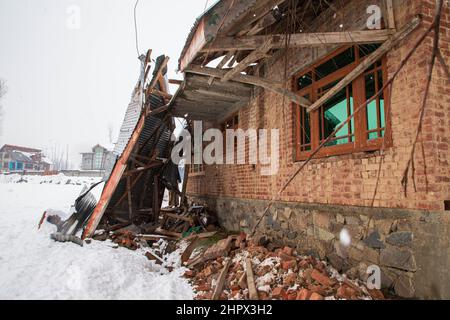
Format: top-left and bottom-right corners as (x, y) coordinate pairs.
(0, 144), (52, 173)
(80, 144), (113, 171)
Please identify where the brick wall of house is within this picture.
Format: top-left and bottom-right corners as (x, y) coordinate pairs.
(187, 0), (450, 212)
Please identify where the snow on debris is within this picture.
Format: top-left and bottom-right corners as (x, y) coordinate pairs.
(0, 174), (194, 300)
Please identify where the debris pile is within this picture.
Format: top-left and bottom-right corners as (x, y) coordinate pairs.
(182, 233), (386, 301)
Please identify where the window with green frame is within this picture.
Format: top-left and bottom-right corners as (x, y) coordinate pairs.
(294, 45), (389, 160)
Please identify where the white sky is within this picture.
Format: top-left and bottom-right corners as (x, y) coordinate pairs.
(0, 0), (207, 168)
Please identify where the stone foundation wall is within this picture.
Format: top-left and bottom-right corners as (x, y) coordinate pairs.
(189, 195), (450, 299)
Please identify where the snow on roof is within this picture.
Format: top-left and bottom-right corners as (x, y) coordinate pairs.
(1, 144), (41, 153)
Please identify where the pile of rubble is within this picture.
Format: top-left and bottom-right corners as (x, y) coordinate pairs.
(182, 233), (386, 301)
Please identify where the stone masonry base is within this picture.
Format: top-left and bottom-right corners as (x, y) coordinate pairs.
(188, 195), (450, 299)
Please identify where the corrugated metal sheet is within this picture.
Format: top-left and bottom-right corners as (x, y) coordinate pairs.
(114, 91), (143, 157)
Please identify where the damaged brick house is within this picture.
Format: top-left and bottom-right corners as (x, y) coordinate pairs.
(167, 0), (450, 299)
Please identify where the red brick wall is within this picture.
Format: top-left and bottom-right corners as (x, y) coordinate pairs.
(187, 0), (450, 212)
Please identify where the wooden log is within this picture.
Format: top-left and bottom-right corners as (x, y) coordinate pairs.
(185, 65), (312, 108)
(307, 16), (421, 113)
(245, 258), (259, 300)
(212, 258), (232, 300)
(201, 30), (391, 52)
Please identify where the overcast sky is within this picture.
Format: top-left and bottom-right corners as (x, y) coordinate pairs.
(0, 0), (207, 168)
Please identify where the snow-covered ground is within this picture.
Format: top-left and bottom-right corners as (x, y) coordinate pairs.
(0, 174), (194, 300)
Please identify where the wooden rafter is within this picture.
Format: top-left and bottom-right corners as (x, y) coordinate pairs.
(185, 65), (311, 108)
(221, 39), (273, 82)
(201, 29), (392, 52)
(307, 16), (421, 113)
(208, 51), (235, 85)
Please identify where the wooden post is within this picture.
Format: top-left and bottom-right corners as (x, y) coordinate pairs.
(181, 162), (190, 209)
(385, 0), (396, 31)
(126, 176), (133, 221)
(152, 175), (160, 222)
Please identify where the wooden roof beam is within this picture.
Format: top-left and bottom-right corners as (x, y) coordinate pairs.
(307, 16), (421, 113)
(221, 39), (273, 82)
(200, 29), (392, 53)
(185, 65), (311, 108)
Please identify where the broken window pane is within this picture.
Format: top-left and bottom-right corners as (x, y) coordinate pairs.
(319, 85), (354, 146)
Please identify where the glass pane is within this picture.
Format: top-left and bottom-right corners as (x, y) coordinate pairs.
(315, 47), (355, 80)
(298, 72), (313, 90)
(378, 70), (386, 129)
(366, 72), (378, 139)
(320, 86), (351, 146)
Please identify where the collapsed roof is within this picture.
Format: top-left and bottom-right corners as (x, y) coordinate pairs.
(82, 51), (180, 239)
(170, 0), (401, 122)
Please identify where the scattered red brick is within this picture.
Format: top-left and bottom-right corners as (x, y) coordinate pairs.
(272, 287), (286, 299)
(311, 269), (336, 287)
(310, 292), (324, 300)
(184, 233), (389, 301)
(281, 259), (297, 271)
(296, 288), (312, 300)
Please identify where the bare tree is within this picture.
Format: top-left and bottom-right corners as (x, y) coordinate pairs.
(46, 142), (70, 172)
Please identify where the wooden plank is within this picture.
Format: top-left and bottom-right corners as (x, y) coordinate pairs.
(201, 29), (391, 52)
(221, 39), (273, 82)
(183, 231), (217, 242)
(155, 227), (182, 238)
(385, 0), (396, 30)
(165, 213), (194, 223)
(121, 161), (163, 179)
(212, 258), (232, 300)
(136, 234), (177, 241)
(169, 79), (183, 85)
(245, 258), (259, 300)
(181, 236), (199, 264)
(307, 16), (421, 113)
(185, 65), (312, 108)
(149, 88), (173, 100)
(208, 51), (235, 85)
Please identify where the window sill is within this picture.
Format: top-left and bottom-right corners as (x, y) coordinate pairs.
(295, 138), (388, 162)
(189, 172), (206, 177)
